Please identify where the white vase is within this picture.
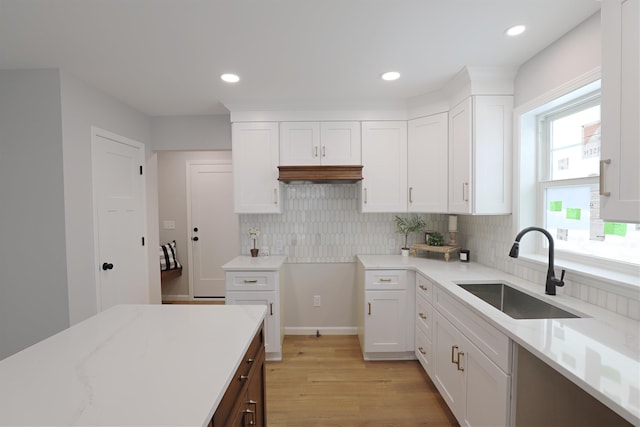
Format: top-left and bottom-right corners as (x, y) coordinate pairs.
(401, 248), (410, 257)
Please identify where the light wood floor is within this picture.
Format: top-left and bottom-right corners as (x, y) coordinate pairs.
(266, 335), (459, 427)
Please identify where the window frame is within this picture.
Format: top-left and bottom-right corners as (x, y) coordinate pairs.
(513, 71), (639, 291)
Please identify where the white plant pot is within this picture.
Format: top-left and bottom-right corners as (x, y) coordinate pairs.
(401, 248), (410, 257)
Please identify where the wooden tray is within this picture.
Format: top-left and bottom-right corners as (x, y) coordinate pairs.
(411, 244), (461, 262)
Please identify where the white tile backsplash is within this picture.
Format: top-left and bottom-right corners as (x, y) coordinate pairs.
(239, 186), (639, 320)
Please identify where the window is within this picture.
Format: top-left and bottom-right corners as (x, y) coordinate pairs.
(530, 81), (640, 268)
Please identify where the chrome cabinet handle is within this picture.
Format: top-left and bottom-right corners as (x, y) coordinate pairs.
(418, 312), (427, 320)
(364, 188), (368, 204)
(322, 146), (326, 157)
(409, 187), (413, 203)
(418, 346), (426, 355)
(368, 302), (371, 315)
(270, 302), (273, 315)
(273, 188), (278, 204)
(243, 279), (258, 283)
(379, 278), (392, 282)
(314, 146), (318, 157)
(600, 159), (611, 196)
(419, 284), (427, 291)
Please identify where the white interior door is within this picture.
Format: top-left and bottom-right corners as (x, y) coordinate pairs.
(92, 128), (148, 311)
(188, 161), (239, 298)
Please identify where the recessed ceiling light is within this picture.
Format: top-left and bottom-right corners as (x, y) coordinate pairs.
(381, 71), (401, 81)
(220, 73), (240, 83)
(505, 25), (526, 37)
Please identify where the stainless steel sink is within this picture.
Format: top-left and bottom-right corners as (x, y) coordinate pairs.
(458, 282), (581, 319)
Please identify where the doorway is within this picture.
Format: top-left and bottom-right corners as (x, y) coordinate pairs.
(157, 151), (238, 301)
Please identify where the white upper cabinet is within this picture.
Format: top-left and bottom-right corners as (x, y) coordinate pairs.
(232, 122), (282, 213)
(360, 121), (408, 212)
(279, 121), (361, 166)
(408, 113), (448, 213)
(448, 96), (513, 214)
(600, 0), (640, 223)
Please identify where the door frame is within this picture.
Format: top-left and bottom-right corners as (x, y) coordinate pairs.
(185, 159), (233, 300)
(91, 126), (148, 311)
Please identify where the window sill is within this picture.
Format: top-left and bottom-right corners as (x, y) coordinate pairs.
(516, 253), (640, 300)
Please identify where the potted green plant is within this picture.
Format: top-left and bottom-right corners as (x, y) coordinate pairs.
(394, 215), (426, 256)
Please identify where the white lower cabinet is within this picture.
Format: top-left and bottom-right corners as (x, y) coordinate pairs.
(224, 267), (284, 361)
(226, 290), (280, 358)
(432, 294), (511, 427)
(357, 265), (415, 360)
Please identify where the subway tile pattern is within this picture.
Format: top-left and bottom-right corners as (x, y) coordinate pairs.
(238, 184), (446, 263)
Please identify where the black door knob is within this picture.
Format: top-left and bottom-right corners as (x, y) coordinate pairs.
(193, 227), (198, 232)
(102, 263), (114, 271)
(192, 236), (199, 241)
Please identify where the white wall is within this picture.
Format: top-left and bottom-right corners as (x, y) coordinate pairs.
(151, 115), (231, 151)
(0, 69), (70, 360)
(514, 12), (601, 108)
(60, 71), (158, 324)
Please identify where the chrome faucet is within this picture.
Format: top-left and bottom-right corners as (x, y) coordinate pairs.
(508, 226), (566, 295)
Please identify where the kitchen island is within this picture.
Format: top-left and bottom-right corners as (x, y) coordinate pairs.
(0, 304), (266, 427)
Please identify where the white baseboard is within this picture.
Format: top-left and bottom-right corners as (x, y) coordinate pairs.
(284, 326), (357, 336)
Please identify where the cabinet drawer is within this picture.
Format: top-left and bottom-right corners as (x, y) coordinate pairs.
(434, 287), (511, 372)
(415, 326), (433, 375)
(226, 271), (275, 291)
(416, 273), (433, 302)
(365, 270), (406, 290)
(415, 294), (433, 340)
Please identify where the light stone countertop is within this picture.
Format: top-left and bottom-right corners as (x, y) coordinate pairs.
(221, 255), (287, 271)
(357, 255), (640, 425)
(0, 304), (267, 427)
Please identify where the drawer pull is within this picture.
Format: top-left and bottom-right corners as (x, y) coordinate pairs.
(247, 358), (254, 364)
(368, 302), (372, 315)
(418, 312), (427, 320)
(243, 279), (258, 283)
(239, 375), (249, 381)
(451, 345), (459, 364)
(418, 346), (426, 355)
(419, 284), (427, 291)
(270, 302), (273, 315)
(456, 352), (465, 371)
(378, 278), (392, 282)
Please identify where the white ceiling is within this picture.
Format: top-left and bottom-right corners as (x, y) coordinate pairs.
(0, 0), (601, 116)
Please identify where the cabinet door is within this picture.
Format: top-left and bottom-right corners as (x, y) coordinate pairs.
(473, 95), (513, 214)
(360, 121), (408, 212)
(364, 290), (407, 352)
(226, 291), (279, 355)
(279, 122), (321, 166)
(320, 122), (361, 165)
(600, 0), (640, 223)
(433, 311), (466, 422)
(408, 113), (448, 213)
(232, 122), (281, 213)
(448, 99), (472, 214)
(463, 342), (511, 427)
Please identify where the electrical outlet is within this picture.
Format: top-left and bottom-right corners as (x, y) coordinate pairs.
(313, 295), (321, 307)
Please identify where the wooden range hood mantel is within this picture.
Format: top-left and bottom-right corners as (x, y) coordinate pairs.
(278, 165), (363, 183)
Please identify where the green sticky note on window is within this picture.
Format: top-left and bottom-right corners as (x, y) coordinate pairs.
(604, 222), (627, 237)
(549, 201), (563, 212)
(566, 208), (581, 220)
